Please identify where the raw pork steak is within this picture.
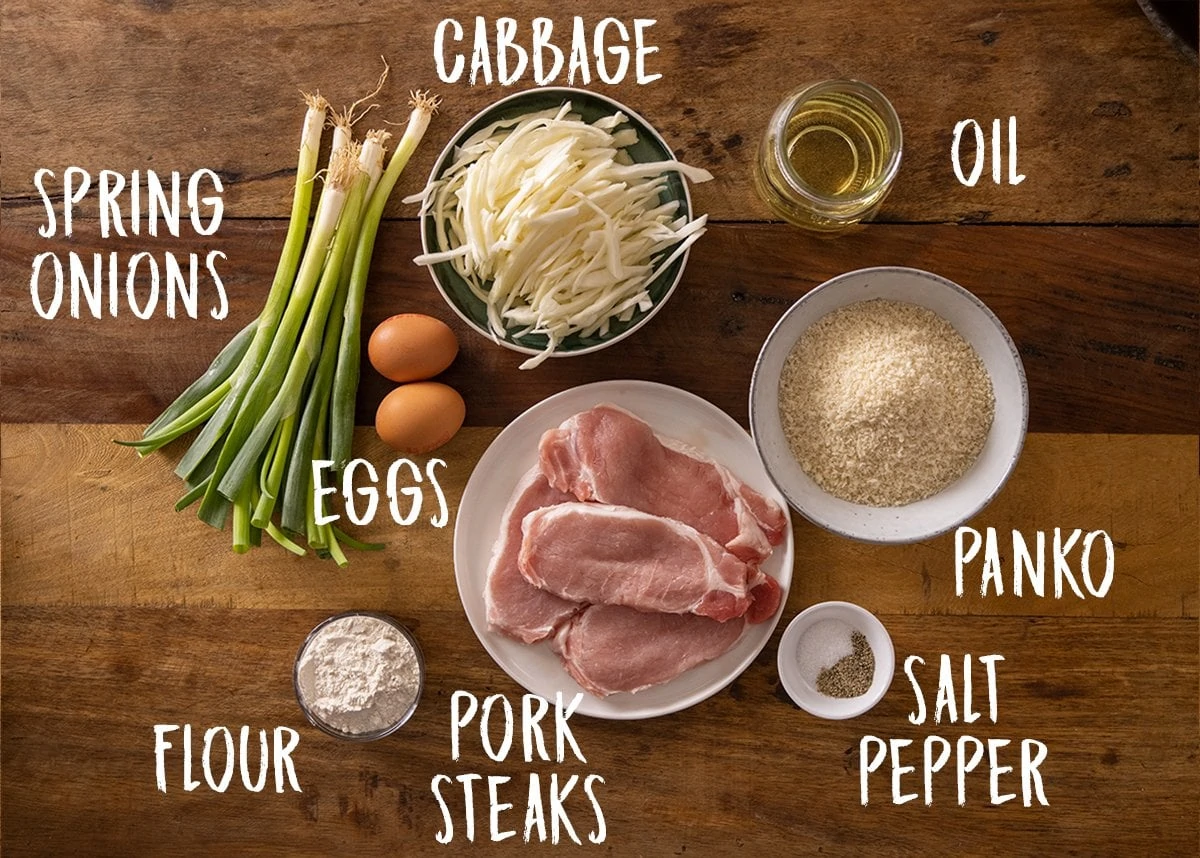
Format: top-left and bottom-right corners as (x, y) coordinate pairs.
(484, 467), (581, 643)
(519, 503), (762, 623)
(538, 404), (787, 563)
(553, 605), (747, 697)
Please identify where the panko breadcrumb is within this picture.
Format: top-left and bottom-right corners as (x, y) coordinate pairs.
(777, 298), (994, 506)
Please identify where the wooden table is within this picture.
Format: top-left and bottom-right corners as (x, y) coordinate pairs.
(2, 1), (1197, 854)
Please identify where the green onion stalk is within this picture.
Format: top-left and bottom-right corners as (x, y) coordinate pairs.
(330, 91), (439, 471)
(123, 94), (329, 459)
(119, 88), (439, 561)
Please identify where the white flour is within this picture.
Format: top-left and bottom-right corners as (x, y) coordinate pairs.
(296, 615), (423, 735)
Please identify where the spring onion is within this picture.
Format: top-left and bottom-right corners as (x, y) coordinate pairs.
(121, 84), (439, 562)
(330, 98), (437, 471)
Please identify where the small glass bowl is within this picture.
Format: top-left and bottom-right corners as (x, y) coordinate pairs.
(754, 79), (903, 232)
(777, 601), (894, 719)
(293, 611), (426, 741)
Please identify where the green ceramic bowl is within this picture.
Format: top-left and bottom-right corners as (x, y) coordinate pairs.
(417, 87), (697, 362)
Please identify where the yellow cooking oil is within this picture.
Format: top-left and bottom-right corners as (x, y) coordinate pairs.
(755, 81), (902, 232)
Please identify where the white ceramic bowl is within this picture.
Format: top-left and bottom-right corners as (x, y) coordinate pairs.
(749, 266), (1028, 544)
(777, 601), (894, 719)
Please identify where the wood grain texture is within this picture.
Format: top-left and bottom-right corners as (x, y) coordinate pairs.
(2, 1), (1198, 852)
(1, 1), (1196, 224)
(3, 426), (1195, 620)
(2, 606), (1196, 856)
(2, 217), (1196, 433)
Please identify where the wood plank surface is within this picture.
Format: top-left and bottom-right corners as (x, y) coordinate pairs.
(3, 218), (1196, 433)
(2, 0), (1197, 853)
(3, 426), (1195, 620)
(1, 1), (1196, 225)
(3, 606), (1196, 856)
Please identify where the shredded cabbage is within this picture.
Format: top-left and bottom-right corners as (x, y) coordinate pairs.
(410, 103), (713, 369)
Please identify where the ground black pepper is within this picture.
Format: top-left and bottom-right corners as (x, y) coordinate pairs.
(816, 630), (874, 698)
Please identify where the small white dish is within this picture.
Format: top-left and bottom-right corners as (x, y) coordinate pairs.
(749, 266), (1028, 544)
(777, 601), (894, 720)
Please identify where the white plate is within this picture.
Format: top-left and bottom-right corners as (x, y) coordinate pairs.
(749, 266), (1028, 544)
(453, 380), (795, 720)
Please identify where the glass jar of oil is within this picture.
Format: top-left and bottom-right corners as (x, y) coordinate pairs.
(755, 80), (902, 232)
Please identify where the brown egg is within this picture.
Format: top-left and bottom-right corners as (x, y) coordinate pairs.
(374, 381), (466, 454)
(368, 314), (459, 383)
